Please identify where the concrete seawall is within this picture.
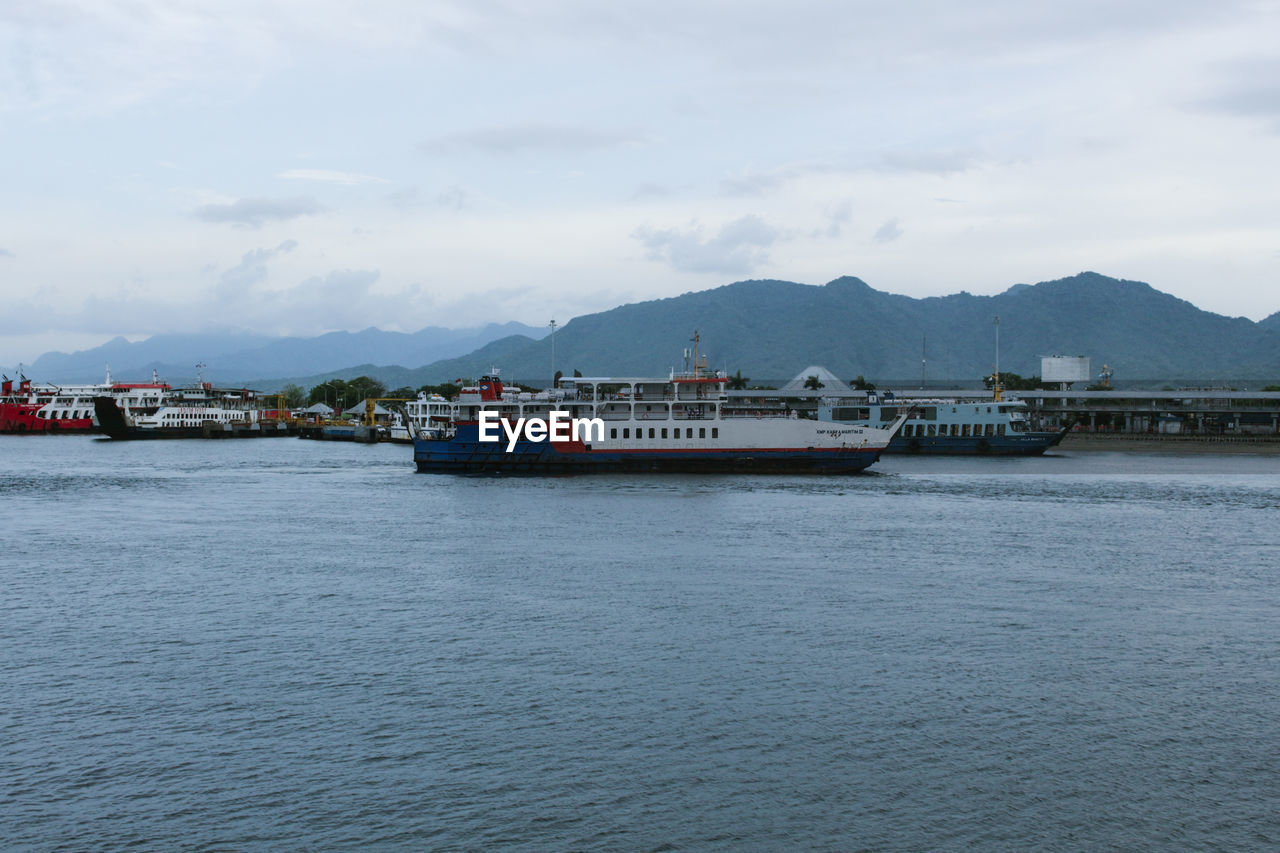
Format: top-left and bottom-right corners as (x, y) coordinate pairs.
(1058, 433), (1280, 453)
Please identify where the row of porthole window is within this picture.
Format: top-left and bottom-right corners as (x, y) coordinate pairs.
(612, 426), (719, 440)
(902, 423), (1006, 438)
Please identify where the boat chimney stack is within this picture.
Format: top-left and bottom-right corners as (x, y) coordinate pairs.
(478, 373), (503, 402)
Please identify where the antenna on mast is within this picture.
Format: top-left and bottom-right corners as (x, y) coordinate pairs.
(992, 316), (1002, 401)
(921, 334), (927, 390)
(548, 320), (557, 386)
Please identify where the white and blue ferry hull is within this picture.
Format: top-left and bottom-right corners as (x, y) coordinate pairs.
(414, 423), (889, 474)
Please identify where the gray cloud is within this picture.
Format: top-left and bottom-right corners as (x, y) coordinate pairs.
(816, 200), (852, 238)
(880, 149), (982, 176)
(720, 172), (789, 197)
(422, 123), (647, 155)
(194, 197), (324, 228)
(1191, 57), (1280, 119)
(9, 263), (392, 340)
(873, 218), (903, 243)
(216, 240), (298, 298)
(277, 169), (387, 185)
(634, 215), (779, 274)
(436, 185), (469, 210)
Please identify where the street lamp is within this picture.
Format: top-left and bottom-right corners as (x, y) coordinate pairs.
(549, 319), (557, 387)
(993, 315), (1001, 399)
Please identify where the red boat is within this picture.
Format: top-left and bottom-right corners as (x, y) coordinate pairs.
(1, 371), (171, 434)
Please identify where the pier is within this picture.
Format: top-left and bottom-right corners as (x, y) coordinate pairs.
(726, 388), (1280, 438)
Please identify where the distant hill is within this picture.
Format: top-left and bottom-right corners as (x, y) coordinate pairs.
(23, 322), (545, 385)
(15, 273), (1280, 390)
(250, 335), (541, 391)
(401, 272), (1280, 386)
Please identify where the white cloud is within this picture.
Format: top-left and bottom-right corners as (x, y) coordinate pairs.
(278, 169), (389, 185)
(874, 218), (903, 243)
(421, 124), (648, 155)
(634, 215), (780, 275)
(194, 197), (324, 228)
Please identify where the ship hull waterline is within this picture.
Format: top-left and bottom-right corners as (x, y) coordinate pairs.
(413, 427), (887, 474)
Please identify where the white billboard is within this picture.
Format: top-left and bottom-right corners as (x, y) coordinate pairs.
(1041, 355), (1091, 383)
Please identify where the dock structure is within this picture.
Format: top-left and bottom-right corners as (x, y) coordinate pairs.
(726, 388), (1280, 437)
(1008, 390), (1280, 436)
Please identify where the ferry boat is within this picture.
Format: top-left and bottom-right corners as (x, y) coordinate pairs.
(413, 339), (909, 474)
(818, 390), (1068, 455)
(404, 392), (455, 439)
(94, 382), (294, 439)
(1, 370), (170, 434)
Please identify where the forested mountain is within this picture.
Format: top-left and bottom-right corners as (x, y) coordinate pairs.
(399, 272), (1280, 386)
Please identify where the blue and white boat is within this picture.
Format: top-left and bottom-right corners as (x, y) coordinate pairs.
(412, 338), (909, 474)
(818, 390), (1068, 455)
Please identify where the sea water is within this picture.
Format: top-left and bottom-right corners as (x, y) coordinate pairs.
(2, 436), (1278, 850)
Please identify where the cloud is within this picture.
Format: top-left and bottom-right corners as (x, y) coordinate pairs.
(436, 186), (469, 210)
(815, 200), (852, 238)
(873, 218), (903, 243)
(216, 240), (298, 298)
(194, 197), (324, 228)
(0, 248), (13, 258)
(720, 171), (790, 197)
(278, 169), (389, 185)
(422, 123), (647, 155)
(634, 215), (779, 274)
(879, 149), (983, 176)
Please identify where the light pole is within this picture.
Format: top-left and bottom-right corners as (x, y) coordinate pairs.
(993, 315), (1001, 399)
(549, 319), (557, 387)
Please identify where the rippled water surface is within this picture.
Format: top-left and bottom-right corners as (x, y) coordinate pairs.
(3, 436), (1279, 850)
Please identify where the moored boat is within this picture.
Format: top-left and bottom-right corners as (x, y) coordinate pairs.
(818, 390), (1068, 455)
(94, 382), (295, 439)
(1, 370), (170, 434)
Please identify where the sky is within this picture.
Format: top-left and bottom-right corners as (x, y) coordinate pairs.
(3, 0), (1279, 366)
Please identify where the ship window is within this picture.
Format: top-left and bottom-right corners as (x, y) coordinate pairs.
(927, 425), (936, 437)
(610, 428), (617, 439)
(649, 428), (655, 438)
(712, 428), (719, 438)
(985, 424), (994, 436)
(998, 424), (1006, 436)
(987, 407), (992, 413)
(662, 428), (668, 438)
(699, 428), (706, 438)
(623, 428), (630, 438)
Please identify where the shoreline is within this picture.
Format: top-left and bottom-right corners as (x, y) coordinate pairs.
(1057, 433), (1280, 453)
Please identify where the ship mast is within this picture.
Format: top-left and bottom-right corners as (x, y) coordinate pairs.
(992, 316), (1002, 401)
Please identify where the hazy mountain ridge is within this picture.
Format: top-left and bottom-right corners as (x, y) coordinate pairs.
(20, 322), (545, 384)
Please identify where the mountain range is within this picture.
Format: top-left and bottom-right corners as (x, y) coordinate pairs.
(12, 273), (1280, 389)
(16, 322), (545, 386)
